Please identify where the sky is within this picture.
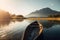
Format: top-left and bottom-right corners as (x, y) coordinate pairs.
(0, 0), (60, 16)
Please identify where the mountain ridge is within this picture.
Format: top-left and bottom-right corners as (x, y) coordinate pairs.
(26, 7), (60, 17)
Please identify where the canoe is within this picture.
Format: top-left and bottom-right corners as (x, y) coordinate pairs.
(22, 21), (43, 40)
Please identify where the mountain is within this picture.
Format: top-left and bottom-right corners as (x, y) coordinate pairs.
(26, 7), (60, 17)
(26, 7), (60, 28)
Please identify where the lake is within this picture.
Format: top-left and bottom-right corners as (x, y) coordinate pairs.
(0, 19), (60, 40)
(0, 19), (31, 40)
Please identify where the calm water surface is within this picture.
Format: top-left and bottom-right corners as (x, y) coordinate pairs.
(0, 20), (31, 40)
(0, 19), (60, 40)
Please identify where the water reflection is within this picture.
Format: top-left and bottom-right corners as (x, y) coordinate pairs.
(0, 18), (24, 27)
(0, 14), (30, 40)
(36, 24), (60, 40)
(0, 18), (60, 40)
